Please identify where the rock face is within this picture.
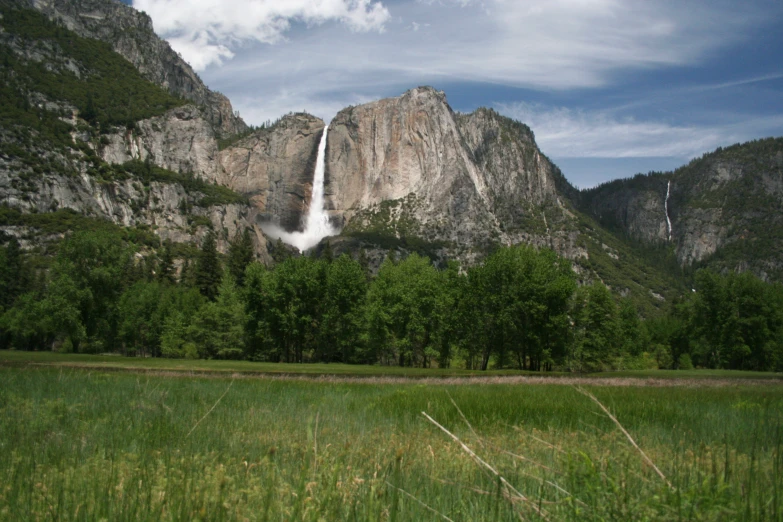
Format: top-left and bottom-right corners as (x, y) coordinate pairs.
(219, 114), (325, 233)
(0, 162), (267, 259)
(100, 110), (326, 234)
(102, 105), (221, 181)
(580, 175), (670, 245)
(579, 138), (783, 279)
(26, 0), (247, 137)
(326, 88), (496, 245)
(325, 87), (582, 259)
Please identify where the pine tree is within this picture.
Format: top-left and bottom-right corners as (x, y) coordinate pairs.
(157, 241), (175, 285)
(180, 258), (197, 288)
(227, 229), (254, 286)
(196, 231), (221, 301)
(1, 237), (24, 309)
(357, 247), (371, 281)
(82, 93), (97, 123)
(321, 240), (334, 263)
(271, 238), (291, 264)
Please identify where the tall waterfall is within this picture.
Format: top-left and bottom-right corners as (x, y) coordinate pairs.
(665, 180), (673, 242)
(261, 126), (337, 252)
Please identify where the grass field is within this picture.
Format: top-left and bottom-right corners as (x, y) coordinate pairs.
(1, 353), (782, 520)
(2, 351), (782, 381)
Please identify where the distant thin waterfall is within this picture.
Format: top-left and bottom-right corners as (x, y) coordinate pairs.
(665, 180), (672, 242)
(260, 126), (337, 251)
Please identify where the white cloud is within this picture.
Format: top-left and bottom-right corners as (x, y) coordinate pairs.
(132, 0), (391, 70)
(131, 0), (781, 163)
(495, 102), (783, 159)
(193, 0), (767, 125)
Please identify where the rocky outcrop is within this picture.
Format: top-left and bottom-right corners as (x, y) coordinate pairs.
(0, 159), (270, 260)
(219, 114), (325, 233)
(25, 0), (247, 137)
(580, 175), (670, 244)
(325, 87), (584, 259)
(326, 87), (496, 245)
(100, 108), (327, 234)
(102, 105), (221, 181)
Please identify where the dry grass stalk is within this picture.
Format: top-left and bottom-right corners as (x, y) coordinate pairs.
(421, 411), (547, 518)
(313, 411), (320, 478)
(516, 470), (588, 508)
(384, 481), (456, 522)
(446, 389), (485, 448)
(185, 379), (234, 438)
(574, 386), (674, 491)
(527, 433), (567, 455)
(502, 450), (559, 475)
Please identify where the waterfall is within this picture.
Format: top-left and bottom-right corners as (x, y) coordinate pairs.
(665, 180), (672, 242)
(261, 126), (337, 252)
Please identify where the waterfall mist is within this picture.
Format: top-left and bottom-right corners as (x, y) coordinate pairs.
(261, 126), (337, 252)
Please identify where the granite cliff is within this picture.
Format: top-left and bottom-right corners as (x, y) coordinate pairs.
(326, 88), (583, 261)
(0, 1), (323, 261)
(579, 139), (783, 280)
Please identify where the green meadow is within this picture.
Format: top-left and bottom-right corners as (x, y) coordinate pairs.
(1, 354), (782, 521)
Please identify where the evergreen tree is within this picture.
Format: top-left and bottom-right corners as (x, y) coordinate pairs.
(357, 247), (370, 280)
(243, 262), (272, 360)
(318, 254), (367, 363)
(188, 272), (247, 359)
(321, 240), (334, 263)
(1, 238), (25, 310)
(118, 281), (164, 357)
(195, 231), (221, 301)
(157, 241), (176, 285)
(82, 92), (97, 123)
(160, 311), (187, 358)
(180, 257), (197, 288)
(227, 229), (254, 286)
(270, 238), (291, 264)
(572, 283), (619, 372)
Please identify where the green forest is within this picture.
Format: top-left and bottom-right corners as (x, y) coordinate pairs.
(1, 228), (782, 372)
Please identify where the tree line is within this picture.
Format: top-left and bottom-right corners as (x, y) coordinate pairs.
(1, 229), (782, 372)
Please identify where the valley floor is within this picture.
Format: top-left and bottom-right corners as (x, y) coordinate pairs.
(1, 352), (782, 520)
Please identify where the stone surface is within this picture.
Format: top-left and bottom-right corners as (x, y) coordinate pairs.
(219, 114), (325, 232)
(102, 105), (221, 181)
(325, 87), (584, 260)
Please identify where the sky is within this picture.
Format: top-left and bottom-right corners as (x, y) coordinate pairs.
(125, 0), (783, 188)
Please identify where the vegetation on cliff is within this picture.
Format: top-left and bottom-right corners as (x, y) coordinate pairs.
(0, 6), (185, 132)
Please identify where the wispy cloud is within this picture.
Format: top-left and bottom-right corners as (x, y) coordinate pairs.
(132, 0), (391, 70)
(131, 0), (782, 163)
(193, 0), (767, 125)
(496, 102), (783, 159)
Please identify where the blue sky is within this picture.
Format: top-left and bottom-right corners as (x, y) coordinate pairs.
(126, 0), (783, 188)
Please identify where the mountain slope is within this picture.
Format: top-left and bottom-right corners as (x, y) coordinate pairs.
(580, 138), (783, 280)
(0, 3), (322, 261)
(18, 0), (247, 137)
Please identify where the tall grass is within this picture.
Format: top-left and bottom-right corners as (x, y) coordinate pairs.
(0, 366), (781, 520)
